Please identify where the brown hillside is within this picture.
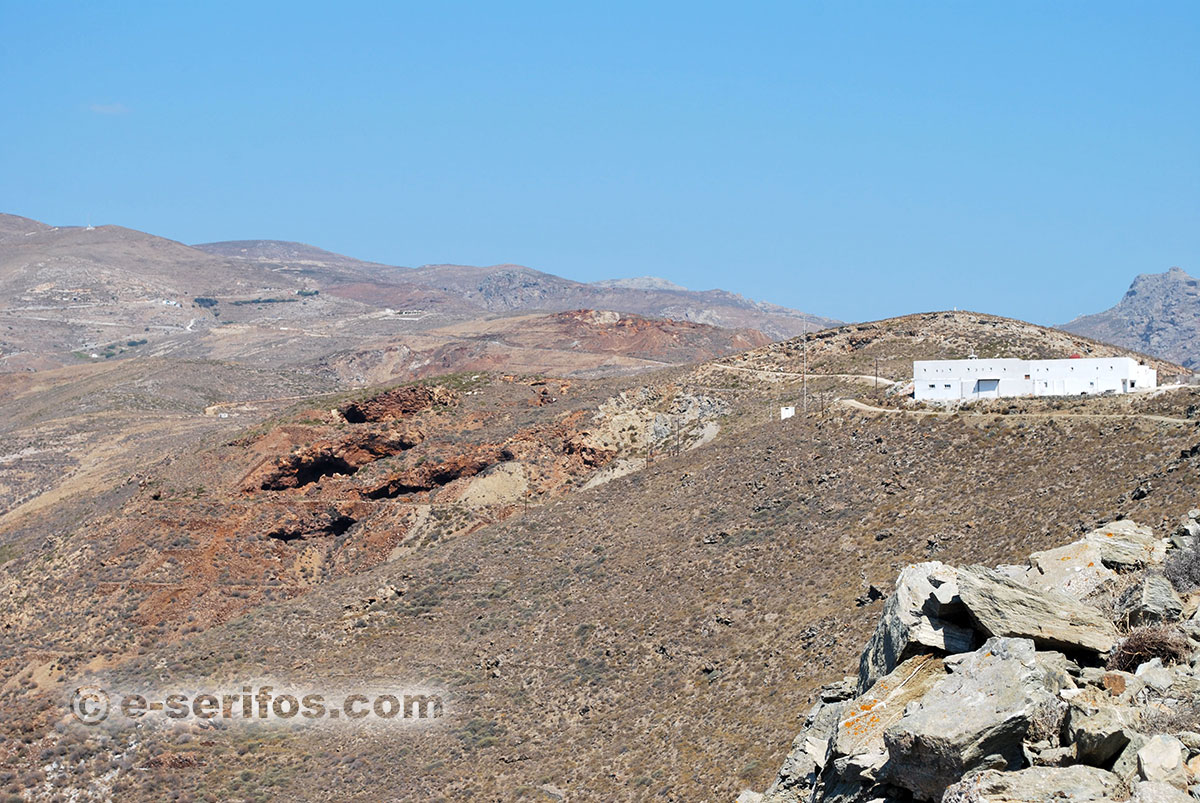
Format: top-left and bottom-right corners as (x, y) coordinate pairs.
(721, 310), (1188, 382)
(2, 310), (1199, 800)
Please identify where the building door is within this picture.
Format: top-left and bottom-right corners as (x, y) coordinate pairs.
(974, 379), (1000, 397)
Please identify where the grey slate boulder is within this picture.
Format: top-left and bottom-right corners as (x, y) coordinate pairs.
(880, 638), (1068, 801)
(1026, 541), (1116, 599)
(832, 654), (947, 760)
(1137, 734), (1188, 789)
(956, 566), (1117, 654)
(856, 562), (975, 692)
(1131, 780), (1193, 802)
(1083, 519), (1166, 569)
(941, 765), (1127, 802)
(1118, 573), (1184, 628)
(1110, 731), (1150, 783)
(1065, 696), (1134, 765)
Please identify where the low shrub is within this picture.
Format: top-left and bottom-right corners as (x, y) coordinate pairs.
(1107, 624), (1192, 672)
(1164, 543), (1200, 592)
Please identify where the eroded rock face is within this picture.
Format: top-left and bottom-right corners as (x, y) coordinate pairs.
(881, 637), (1068, 801)
(339, 384), (457, 423)
(562, 430), (618, 468)
(362, 450), (506, 499)
(1117, 573), (1183, 628)
(1083, 519), (1166, 569)
(941, 765), (1126, 802)
(1026, 541), (1116, 599)
(248, 426), (425, 490)
(856, 562), (975, 692)
(956, 566), (1117, 654)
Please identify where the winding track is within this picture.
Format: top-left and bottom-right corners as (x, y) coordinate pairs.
(709, 362), (899, 386)
(835, 397), (1194, 426)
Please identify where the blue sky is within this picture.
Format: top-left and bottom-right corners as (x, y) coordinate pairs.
(2, 2), (1197, 324)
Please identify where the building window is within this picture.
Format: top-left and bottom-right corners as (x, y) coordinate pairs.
(1024, 374), (1030, 380)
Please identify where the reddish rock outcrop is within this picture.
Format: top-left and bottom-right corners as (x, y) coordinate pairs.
(362, 447), (508, 499)
(340, 385), (458, 423)
(245, 426), (424, 490)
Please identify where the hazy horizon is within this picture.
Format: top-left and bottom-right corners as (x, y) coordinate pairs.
(4, 1), (1197, 325)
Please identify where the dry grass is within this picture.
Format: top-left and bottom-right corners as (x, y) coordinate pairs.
(1107, 625), (1192, 672)
(1165, 543), (1200, 593)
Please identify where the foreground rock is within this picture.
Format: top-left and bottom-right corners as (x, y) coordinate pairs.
(1137, 734), (1188, 789)
(856, 562), (974, 691)
(1026, 541), (1115, 599)
(760, 680), (854, 803)
(1083, 519), (1166, 569)
(881, 638), (1067, 801)
(1130, 780), (1193, 802)
(956, 566), (1117, 654)
(749, 512), (1200, 803)
(941, 765), (1126, 802)
(1117, 574), (1183, 628)
(1066, 695), (1134, 766)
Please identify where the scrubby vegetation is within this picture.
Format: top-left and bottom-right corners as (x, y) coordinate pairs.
(1164, 542), (1200, 592)
(1107, 624), (1192, 672)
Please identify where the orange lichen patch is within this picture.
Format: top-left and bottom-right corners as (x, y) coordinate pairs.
(1102, 672), (1128, 696)
(834, 654), (948, 756)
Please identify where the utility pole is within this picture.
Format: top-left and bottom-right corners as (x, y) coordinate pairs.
(875, 357), (879, 390)
(802, 313), (808, 417)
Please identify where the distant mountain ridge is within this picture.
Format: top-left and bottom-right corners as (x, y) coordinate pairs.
(1061, 266), (1200, 369)
(591, 276), (689, 292)
(0, 213), (821, 375)
(195, 239), (840, 338)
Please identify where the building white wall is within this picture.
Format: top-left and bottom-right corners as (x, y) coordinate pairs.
(914, 357), (1156, 401)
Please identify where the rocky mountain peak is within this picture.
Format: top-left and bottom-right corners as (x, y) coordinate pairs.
(1062, 267), (1200, 369)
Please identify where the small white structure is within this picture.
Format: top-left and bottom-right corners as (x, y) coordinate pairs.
(780, 406), (795, 420)
(914, 357), (1156, 401)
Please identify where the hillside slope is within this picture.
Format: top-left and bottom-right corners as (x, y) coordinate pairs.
(723, 310), (1188, 382)
(1062, 266), (1200, 369)
(2, 312), (1198, 800)
(0, 214), (360, 371)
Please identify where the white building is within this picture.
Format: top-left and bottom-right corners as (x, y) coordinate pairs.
(914, 357), (1156, 401)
